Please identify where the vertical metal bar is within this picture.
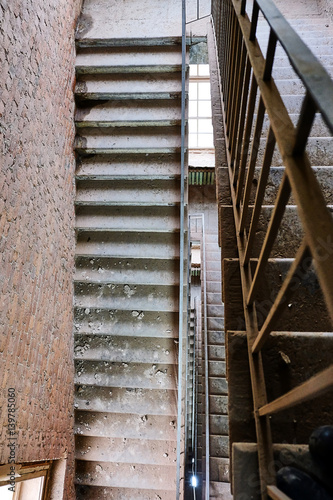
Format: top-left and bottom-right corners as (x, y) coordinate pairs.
(176, 0), (187, 496)
(227, 23), (241, 137)
(235, 75), (258, 206)
(293, 91), (317, 155)
(228, 28), (243, 152)
(230, 39), (247, 166)
(233, 57), (252, 184)
(263, 30), (277, 81)
(250, 0), (259, 41)
(239, 97), (266, 234)
(243, 127), (276, 264)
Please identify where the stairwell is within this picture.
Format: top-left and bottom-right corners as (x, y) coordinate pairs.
(73, 37), (187, 499)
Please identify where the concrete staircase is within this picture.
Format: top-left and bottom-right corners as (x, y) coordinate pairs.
(203, 231), (232, 499)
(73, 39), (186, 499)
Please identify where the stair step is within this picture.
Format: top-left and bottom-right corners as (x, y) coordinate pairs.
(75, 256), (180, 286)
(75, 179), (180, 205)
(208, 345), (225, 360)
(272, 65), (333, 80)
(75, 126), (182, 153)
(75, 435), (176, 465)
(76, 46), (183, 73)
(209, 377), (228, 396)
(75, 386), (177, 416)
(207, 291), (223, 304)
(210, 457), (230, 482)
(206, 281), (222, 294)
(208, 331), (225, 345)
(75, 361), (176, 389)
(76, 153), (181, 179)
(224, 259), (332, 332)
(208, 317), (224, 331)
(209, 481), (233, 499)
(261, 137), (333, 167)
(74, 309), (179, 338)
(210, 435), (229, 458)
(257, 166), (333, 206)
(273, 54), (333, 68)
(74, 335), (176, 363)
(75, 411), (177, 440)
(76, 37), (182, 48)
(209, 395), (228, 415)
(74, 283), (179, 312)
(75, 461), (176, 490)
(75, 72), (182, 97)
(76, 205), (180, 233)
(208, 361), (226, 377)
(76, 485), (175, 500)
(75, 99), (181, 127)
(210, 415), (229, 436)
(76, 231), (181, 259)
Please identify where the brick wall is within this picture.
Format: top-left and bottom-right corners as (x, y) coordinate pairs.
(0, 0), (82, 498)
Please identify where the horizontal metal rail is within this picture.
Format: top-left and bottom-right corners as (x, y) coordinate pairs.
(212, 0), (333, 498)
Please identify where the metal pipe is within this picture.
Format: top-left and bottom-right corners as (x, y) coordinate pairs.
(176, 0), (187, 497)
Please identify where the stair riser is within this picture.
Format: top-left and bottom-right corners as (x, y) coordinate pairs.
(76, 179), (181, 204)
(75, 100), (181, 124)
(75, 461), (176, 490)
(75, 386), (177, 416)
(75, 361), (176, 390)
(74, 309), (179, 338)
(75, 72), (182, 96)
(75, 411), (177, 440)
(76, 436), (176, 465)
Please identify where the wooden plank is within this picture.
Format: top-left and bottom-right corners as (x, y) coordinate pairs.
(259, 365), (333, 416)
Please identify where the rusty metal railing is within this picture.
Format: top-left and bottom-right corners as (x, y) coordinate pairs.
(212, 0), (333, 498)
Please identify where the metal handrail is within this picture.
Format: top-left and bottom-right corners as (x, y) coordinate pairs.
(176, 0), (187, 497)
(212, 0), (333, 498)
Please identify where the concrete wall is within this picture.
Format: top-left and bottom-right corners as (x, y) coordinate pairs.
(0, 1), (82, 498)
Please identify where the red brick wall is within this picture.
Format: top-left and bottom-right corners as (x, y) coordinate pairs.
(0, 1), (82, 498)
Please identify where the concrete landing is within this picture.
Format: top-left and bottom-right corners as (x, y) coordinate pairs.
(77, 0), (182, 40)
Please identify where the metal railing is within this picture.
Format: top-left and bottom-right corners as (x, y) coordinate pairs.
(176, 0), (188, 498)
(212, 0), (333, 498)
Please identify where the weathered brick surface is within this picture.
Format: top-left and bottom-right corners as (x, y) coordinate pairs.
(0, 1), (81, 498)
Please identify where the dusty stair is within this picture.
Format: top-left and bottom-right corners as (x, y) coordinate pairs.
(73, 38), (187, 500)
